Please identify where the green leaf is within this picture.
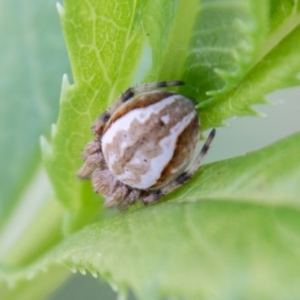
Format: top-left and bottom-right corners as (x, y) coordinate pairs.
(1, 266), (70, 300)
(45, 0), (300, 221)
(43, 201), (300, 299)
(44, 0), (147, 222)
(144, 0), (300, 130)
(144, 0), (269, 99)
(165, 132), (300, 206)
(0, 0), (70, 228)
(8, 132), (300, 299)
(200, 22), (300, 129)
(269, 0), (300, 33)
(33, 0), (300, 296)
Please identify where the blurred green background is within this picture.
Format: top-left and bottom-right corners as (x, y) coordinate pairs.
(0, 0), (299, 299)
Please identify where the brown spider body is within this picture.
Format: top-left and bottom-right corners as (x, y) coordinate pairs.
(77, 81), (215, 209)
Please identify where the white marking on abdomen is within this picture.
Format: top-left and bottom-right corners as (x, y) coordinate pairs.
(102, 95), (195, 188)
(160, 114), (170, 124)
(102, 95), (179, 167)
(137, 112), (195, 188)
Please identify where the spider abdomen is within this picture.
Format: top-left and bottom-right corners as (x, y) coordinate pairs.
(101, 91), (200, 189)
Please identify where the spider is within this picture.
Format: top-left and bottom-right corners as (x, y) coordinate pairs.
(77, 80), (215, 209)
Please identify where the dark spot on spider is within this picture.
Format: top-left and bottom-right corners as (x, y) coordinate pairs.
(153, 190), (162, 199)
(176, 172), (190, 184)
(157, 81), (167, 88)
(103, 113), (110, 122)
(123, 90), (134, 102)
(159, 119), (165, 126)
(188, 97), (197, 105)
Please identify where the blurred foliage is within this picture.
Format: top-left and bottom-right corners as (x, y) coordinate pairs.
(1, 0), (300, 299)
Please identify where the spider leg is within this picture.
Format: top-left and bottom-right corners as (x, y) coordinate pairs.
(77, 153), (104, 179)
(92, 169), (140, 209)
(92, 81), (184, 137)
(92, 111), (111, 137)
(77, 140), (102, 179)
(186, 128), (216, 176)
(142, 129), (216, 205)
(116, 189), (141, 210)
(81, 140), (101, 160)
(141, 190), (163, 206)
(108, 80), (184, 115)
(119, 80), (184, 103)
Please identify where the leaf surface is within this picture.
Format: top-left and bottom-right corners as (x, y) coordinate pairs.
(44, 0), (146, 222)
(44, 0), (300, 223)
(10, 132), (300, 299)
